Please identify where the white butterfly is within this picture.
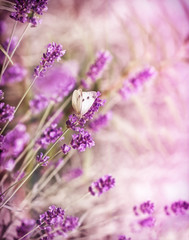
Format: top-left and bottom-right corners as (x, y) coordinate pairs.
(72, 89), (97, 116)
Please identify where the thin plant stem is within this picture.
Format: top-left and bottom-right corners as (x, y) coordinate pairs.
(65, 192), (90, 211)
(1, 23), (30, 76)
(41, 95), (72, 132)
(14, 147), (39, 183)
(0, 96), (71, 185)
(18, 225), (39, 240)
(0, 75), (38, 135)
(12, 96), (70, 167)
(23, 151), (74, 206)
(36, 101), (54, 133)
(1, 174), (28, 196)
(0, 21), (17, 83)
(0, 164), (40, 209)
(1, 129), (70, 208)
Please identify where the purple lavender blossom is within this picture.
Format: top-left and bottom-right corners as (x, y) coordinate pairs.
(164, 205), (170, 215)
(0, 102), (15, 123)
(34, 43), (66, 77)
(87, 50), (112, 81)
(63, 168), (83, 181)
(36, 123), (63, 149)
(16, 219), (35, 239)
(133, 206), (139, 216)
(29, 94), (48, 114)
(138, 216), (155, 228)
(89, 112), (112, 132)
(139, 201), (154, 214)
(66, 114), (79, 131)
(0, 90), (4, 100)
(61, 144), (71, 154)
(88, 175), (115, 196)
(119, 67), (156, 100)
(0, 124), (29, 170)
(62, 215), (79, 233)
(35, 64), (76, 103)
(133, 201), (154, 216)
(165, 200), (189, 215)
(37, 205), (65, 227)
(37, 205), (78, 239)
(36, 152), (49, 166)
(71, 129), (95, 152)
(118, 235), (131, 240)
(10, 0), (48, 27)
(1, 64), (27, 85)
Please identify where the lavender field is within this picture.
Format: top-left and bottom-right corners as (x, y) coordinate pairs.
(0, 0), (189, 239)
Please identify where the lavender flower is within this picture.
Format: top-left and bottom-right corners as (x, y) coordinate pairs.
(1, 64), (27, 85)
(35, 64), (76, 103)
(63, 168), (83, 181)
(16, 219), (35, 239)
(133, 201), (154, 216)
(61, 144), (71, 154)
(61, 215), (79, 233)
(138, 216), (155, 228)
(0, 90), (4, 100)
(0, 124), (29, 169)
(34, 43), (66, 77)
(0, 124), (29, 156)
(118, 235), (131, 240)
(88, 175), (115, 196)
(119, 67), (156, 100)
(10, 0), (48, 26)
(0, 102), (15, 123)
(36, 152), (49, 166)
(89, 112), (112, 132)
(36, 123), (63, 149)
(71, 129), (95, 152)
(29, 94), (48, 114)
(164, 200), (189, 215)
(87, 50), (112, 81)
(37, 205), (65, 227)
(140, 201), (154, 214)
(37, 205), (78, 239)
(0, 134), (4, 147)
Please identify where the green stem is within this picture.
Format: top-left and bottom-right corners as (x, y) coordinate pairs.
(22, 151), (74, 206)
(0, 164), (40, 209)
(0, 75), (38, 135)
(0, 21), (17, 83)
(18, 225), (39, 240)
(1, 23), (30, 76)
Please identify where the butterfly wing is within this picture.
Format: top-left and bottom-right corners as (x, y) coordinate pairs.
(72, 89), (82, 115)
(81, 91), (97, 115)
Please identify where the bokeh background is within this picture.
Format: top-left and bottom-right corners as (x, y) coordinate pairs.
(1, 0), (189, 239)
